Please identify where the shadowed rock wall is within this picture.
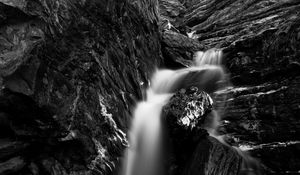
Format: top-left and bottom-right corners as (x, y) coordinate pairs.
(0, 0), (162, 174)
(159, 0), (300, 173)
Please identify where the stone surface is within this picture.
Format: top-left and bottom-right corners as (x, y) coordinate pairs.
(0, 0), (161, 174)
(162, 87), (244, 175)
(159, 0), (300, 173)
(215, 76), (300, 144)
(161, 30), (205, 68)
(182, 137), (242, 175)
(0, 139), (29, 159)
(163, 87), (213, 131)
(0, 157), (25, 175)
(249, 141), (300, 174)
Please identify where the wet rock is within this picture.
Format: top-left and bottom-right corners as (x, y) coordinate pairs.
(183, 136), (242, 175)
(216, 76), (300, 144)
(159, 0), (300, 173)
(163, 87), (213, 131)
(213, 77), (300, 173)
(247, 141), (300, 174)
(161, 30), (205, 68)
(162, 87), (243, 175)
(0, 0), (161, 174)
(159, 0), (300, 84)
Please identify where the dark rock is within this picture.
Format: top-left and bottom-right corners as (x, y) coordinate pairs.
(160, 0), (300, 84)
(159, 0), (185, 21)
(0, 89), (67, 139)
(249, 141), (300, 174)
(182, 136), (242, 175)
(0, 139), (29, 160)
(161, 30), (205, 68)
(216, 76), (300, 144)
(40, 157), (68, 175)
(159, 0), (300, 173)
(162, 87), (243, 175)
(163, 87), (213, 132)
(214, 76), (300, 173)
(0, 157), (26, 175)
(0, 0), (162, 174)
(0, 18), (44, 77)
(28, 162), (39, 175)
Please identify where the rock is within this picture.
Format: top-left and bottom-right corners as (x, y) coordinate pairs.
(182, 136), (242, 175)
(28, 162), (39, 175)
(159, 0), (185, 21)
(159, 0), (300, 84)
(213, 77), (300, 173)
(41, 157), (68, 175)
(162, 87), (243, 175)
(158, 0), (300, 173)
(247, 141), (300, 174)
(0, 19), (44, 78)
(163, 87), (213, 132)
(0, 157), (26, 175)
(0, 0), (162, 174)
(158, 0), (186, 33)
(161, 30), (205, 68)
(0, 89), (67, 138)
(215, 77), (300, 144)
(0, 139), (29, 159)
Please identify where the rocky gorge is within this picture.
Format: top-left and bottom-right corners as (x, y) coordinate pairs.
(0, 0), (299, 175)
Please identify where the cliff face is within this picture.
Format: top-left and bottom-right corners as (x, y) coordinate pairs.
(159, 0), (300, 173)
(0, 0), (161, 174)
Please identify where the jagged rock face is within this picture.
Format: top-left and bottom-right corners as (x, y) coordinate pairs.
(159, 0), (300, 173)
(162, 87), (242, 175)
(0, 0), (162, 174)
(160, 0), (300, 84)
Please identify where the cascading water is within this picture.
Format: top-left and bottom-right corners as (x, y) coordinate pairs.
(121, 48), (259, 175)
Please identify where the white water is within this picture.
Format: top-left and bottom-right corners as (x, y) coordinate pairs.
(121, 48), (253, 175)
(123, 91), (171, 175)
(194, 48), (223, 66)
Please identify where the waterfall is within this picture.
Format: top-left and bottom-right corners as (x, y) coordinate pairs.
(121, 48), (257, 175)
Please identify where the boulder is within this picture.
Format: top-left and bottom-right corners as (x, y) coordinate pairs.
(162, 87), (243, 175)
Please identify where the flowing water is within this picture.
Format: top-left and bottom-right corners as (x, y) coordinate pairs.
(121, 48), (259, 175)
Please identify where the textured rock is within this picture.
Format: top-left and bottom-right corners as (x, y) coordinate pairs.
(163, 87), (213, 131)
(0, 139), (29, 159)
(0, 0), (161, 174)
(215, 76), (300, 144)
(161, 30), (205, 68)
(159, 0), (300, 173)
(159, 0), (300, 83)
(249, 141), (300, 174)
(183, 137), (242, 175)
(162, 87), (243, 175)
(0, 157), (25, 175)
